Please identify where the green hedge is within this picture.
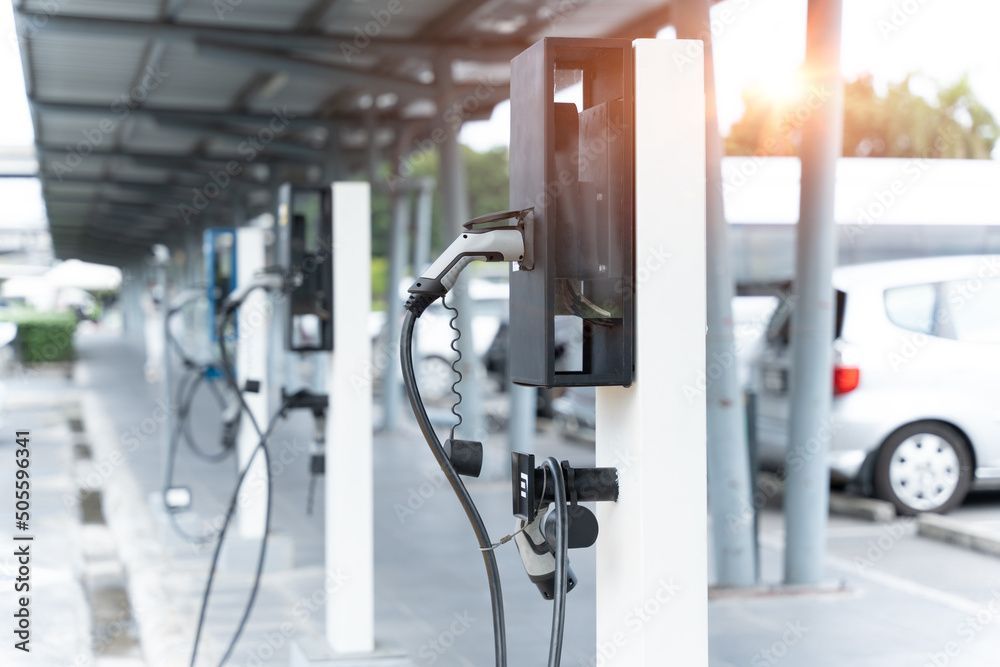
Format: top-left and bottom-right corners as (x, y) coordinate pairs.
(1, 310), (77, 363)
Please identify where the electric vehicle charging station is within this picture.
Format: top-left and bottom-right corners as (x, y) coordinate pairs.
(401, 37), (708, 666)
(204, 227), (238, 350)
(275, 182), (334, 513)
(277, 184), (334, 353)
(287, 181), (385, 665)
(154, 229), (245, 525)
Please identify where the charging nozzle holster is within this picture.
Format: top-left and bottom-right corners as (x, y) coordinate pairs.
(511, 451), (619, 599)
(446, 439), (484, 478)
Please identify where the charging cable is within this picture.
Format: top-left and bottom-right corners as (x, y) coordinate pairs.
(189, 275), (288, 667)
(540, 458), (569, 667)
(162, 290), (239, 544)
(401, 308), (508, 667)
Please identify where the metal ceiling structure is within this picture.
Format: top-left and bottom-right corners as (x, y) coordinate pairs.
(14, 0), (675, 265)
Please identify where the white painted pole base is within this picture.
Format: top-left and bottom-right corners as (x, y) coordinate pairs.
(236, 227), (271, 539)
(326, 182), (376, 654)
(595, 38), (708, 667)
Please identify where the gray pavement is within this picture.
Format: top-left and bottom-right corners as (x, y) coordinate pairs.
(6, 329), (1000, 666)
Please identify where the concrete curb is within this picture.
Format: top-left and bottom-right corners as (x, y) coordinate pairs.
(82, 389), (193, 667)
(828, 492), (897, 523)
(709, 581), (852, 601)
(756, 472), (897, 523)
(917, 513), (1000, 558)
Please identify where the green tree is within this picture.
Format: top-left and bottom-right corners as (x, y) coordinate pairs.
(370, 145), (509, 257)
(725, 74), (999, 159)
(368, 144), (509, 307)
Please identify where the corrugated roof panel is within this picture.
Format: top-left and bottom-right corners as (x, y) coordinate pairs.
(106, 162), (175, 182)
(176, 0), (317, 30)
(41, 154), (106, 179)
(143, 42), (257, 110)
(21, 0), (160, 20)
(537, 0), (667, 37)
(322, 0), (456, 38)
(19, 0), (684, 259)
(38, 114), (120, 152)
(31, 32), (148, 103)
(122, 120), (203, 153)
(245, 75), (346, 116)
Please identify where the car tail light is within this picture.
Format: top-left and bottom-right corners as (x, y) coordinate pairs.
(833, 365), (860, 395)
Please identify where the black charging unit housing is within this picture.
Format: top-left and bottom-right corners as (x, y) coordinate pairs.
(508, 38), (635, 388)
(277, 183), (334, 352)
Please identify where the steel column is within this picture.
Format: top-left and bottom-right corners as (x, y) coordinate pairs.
(784, 0), (845, 586)
(381, 180), (411, 431)
(675, 0), (757, 587)
(435, 60), (484, 442)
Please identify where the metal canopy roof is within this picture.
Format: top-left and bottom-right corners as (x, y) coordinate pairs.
(14, 0), (674, 265)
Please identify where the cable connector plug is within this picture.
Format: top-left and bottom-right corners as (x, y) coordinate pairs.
(404, 293), (438, 317)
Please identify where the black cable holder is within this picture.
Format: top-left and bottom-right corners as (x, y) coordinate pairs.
(512, 452), (618, 552)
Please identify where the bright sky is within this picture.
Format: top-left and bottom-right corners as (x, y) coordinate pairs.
(463, 0), (1000, 150)
(0, 2), (31, 147)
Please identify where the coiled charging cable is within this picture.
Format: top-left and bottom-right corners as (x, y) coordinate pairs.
(400, 307), (508, 667)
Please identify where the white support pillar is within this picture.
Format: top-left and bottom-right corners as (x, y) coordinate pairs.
(595, 39), (708, 666)
(326, 182), (375, 653)
(235, 227), (271, 538)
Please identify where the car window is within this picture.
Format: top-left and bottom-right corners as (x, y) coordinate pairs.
(941, 278), (1000, 343)
(765, 290), (845, 347)
(884, 283), (936, 334)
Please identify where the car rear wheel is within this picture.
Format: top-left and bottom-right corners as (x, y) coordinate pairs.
(874, 422), (973, 515)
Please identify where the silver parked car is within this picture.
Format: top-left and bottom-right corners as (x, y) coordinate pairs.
(752, 255), (1000, 515)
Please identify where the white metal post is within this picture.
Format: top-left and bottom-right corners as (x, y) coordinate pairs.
(595, 39), (708, 666)
(325, 182), (375, 653)
(235, 227), (271, 538)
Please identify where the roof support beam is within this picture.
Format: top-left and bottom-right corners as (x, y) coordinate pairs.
(196, 39), (476, 102)
(15, 10), (525, 62)
(31, 98), (335, 131)
(417, 0), (495, 39)
(36, 146), (275, 178)
(605, 4), (673, 39)
(296, 0), (341, 29)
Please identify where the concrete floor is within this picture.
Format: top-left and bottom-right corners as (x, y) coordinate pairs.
(4, 330), (1000, 666)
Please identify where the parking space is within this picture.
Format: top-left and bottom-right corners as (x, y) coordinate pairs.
(3, 329), (997, 666)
